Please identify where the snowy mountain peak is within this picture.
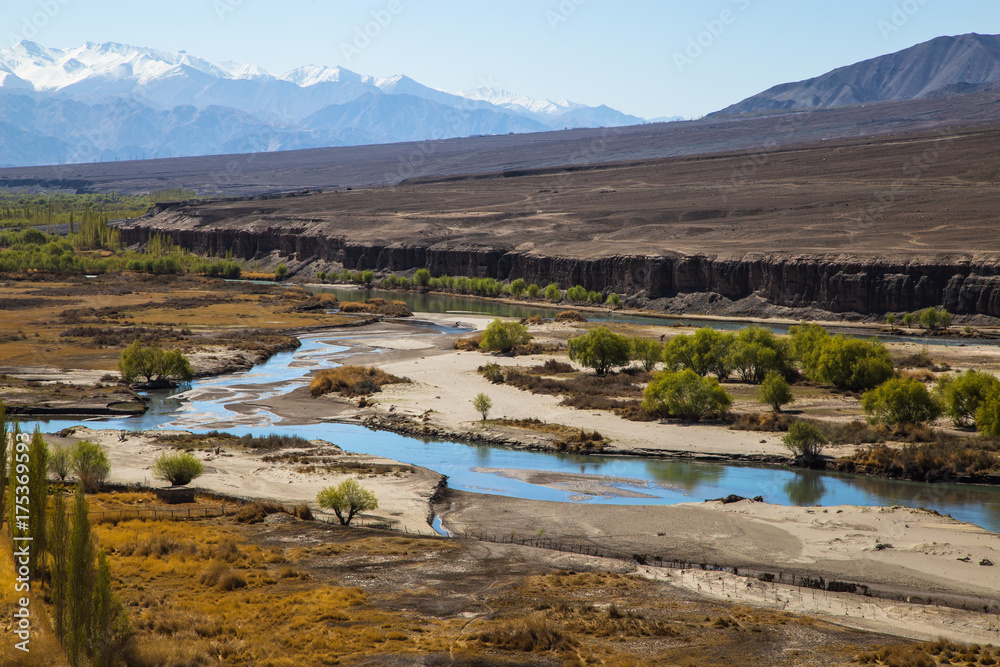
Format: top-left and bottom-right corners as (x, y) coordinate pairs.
(460, 87), (573, 116)
(280, 64), (360, 87)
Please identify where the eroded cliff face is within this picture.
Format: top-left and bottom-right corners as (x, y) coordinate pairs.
(120, 219), (1000, 317)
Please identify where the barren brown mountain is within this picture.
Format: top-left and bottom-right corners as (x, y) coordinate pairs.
(122, 121), (1000, 317)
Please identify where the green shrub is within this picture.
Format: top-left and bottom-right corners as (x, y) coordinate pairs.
(509, 278), (527, 297)
(728, 326), (792, 384)
(275, 263), (288, 279)
(976, 388), (1000, 438)
(566, 285), (588, 303)
(629, 337), (662, 372)
(783, 421), (827, 460)
(118, 340), (194, 385)
(862, 377), (942, 427)
(663, 328), (735, 379)
(641, 369), (732, 421)
(414, 268), (431, 287)
(72, 441), (111, 492)
(316, 479), (378, 525)
(544, 283), (561, 302)
(480, 319), (532, 353)
(568, 327), (630, 375)
(813, 336), (895, 391)
(759, 371), (793, 411)
(526, 283), (540, 298)
(934, 370), (1000, 427)
(606, 293), (621, 308)
(918, 306), (952, 331)
(151, 451), (206, 486)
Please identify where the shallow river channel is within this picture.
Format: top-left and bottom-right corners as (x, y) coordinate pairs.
(33, 314), (1000, 533)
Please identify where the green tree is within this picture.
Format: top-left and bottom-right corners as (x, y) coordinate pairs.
(317, 479), (379, 525)
(641, 369), (732, 421)
(118, 340), (193, 385)
(48, 490), (68, 641)
(526, 283), (540, 299)
(918, 306), (953, 331)
(606, 293), (622, 308)
(663, 328), (735, 379)
(976, 388), (1000, 438)
(275, 263), (288, 279)
(813, 336), (894, 391)
(26, 427), (49, 579)
(902, 312), (915, 328)
(568, 327), (631, 375)
(935, 370), (1000, 427)
(759, 371), (794, 411)
(67, 485), (94, 664)
(480, 319), (532, 353)
(151, 451), (205, 486)
(544, 283), (561, 302)
(783, 421), (827, 461)
(509, 278), (527, 298)
(789, 322), (830, 378)
(885, 313), (896, 332)
(414, 268), (432, 287)
(629, 337), (662, 372)
(473, 392), (493, 421)
(566, 285), (588, 303)
(361, 269), (375, 285)
(587, 290), (604, 304)
(49, 445), (72, 481)
(72, 441), (111, 492)
(862, 377), (942, 427)
(728, 326), (793, 384)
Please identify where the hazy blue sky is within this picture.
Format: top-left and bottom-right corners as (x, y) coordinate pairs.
(3, 1), (999, 118)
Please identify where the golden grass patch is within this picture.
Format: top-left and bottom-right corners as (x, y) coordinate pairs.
(309, 365), (410, 398)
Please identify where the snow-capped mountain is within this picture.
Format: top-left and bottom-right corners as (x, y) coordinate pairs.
(0, 41), (648, 168)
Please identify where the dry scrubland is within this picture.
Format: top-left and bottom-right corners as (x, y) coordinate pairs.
(3, 491), (981, 667)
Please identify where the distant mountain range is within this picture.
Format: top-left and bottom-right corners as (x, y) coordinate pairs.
(714, 33), (1000, 117)
(0, 41), (648, 167)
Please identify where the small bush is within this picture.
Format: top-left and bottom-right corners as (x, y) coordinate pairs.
(235, 500), (286, 524)
(480, 362), (505, 383)
(476, 615), (576, 652)
(215, 571), (247, 592)
(310, 366), (409, 397)
(862, 377), (941, 426)
(554, 310), (587, 323)
(759, 371), (793, 411)
(783, 421), (827, 460)
(568, 327), (631, 375)
(151, 451), (205, 486)
(73, 440), (111, 492)
(642, 369), (732, 421)
(480, 319), (531, 353)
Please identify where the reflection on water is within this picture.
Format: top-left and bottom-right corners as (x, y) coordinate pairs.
(784, 471), (827, 506)
(644, 460), (725, 493)
(33, 327), (1000, 532)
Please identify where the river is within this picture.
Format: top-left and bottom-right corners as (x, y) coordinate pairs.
(33, 321), (1000, 533)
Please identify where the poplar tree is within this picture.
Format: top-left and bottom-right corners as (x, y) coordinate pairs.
(48, 490), (68, 640)
(66, 485), (94, 665)
(26, 427), (49, 579)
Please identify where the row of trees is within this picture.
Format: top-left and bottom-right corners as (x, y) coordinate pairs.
(317, 267), (623, 307)
(0, 403), (128, 664)
(886, 307), (953, 331)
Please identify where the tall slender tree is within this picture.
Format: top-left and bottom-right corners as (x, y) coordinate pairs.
(48, 490), (68, 640)
(66, 485), (94, 664)
(26, 427), (49, 579)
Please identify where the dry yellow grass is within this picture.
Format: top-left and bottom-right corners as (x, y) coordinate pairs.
(309, 365), (410, 397)
(0, 533), (69, 666)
